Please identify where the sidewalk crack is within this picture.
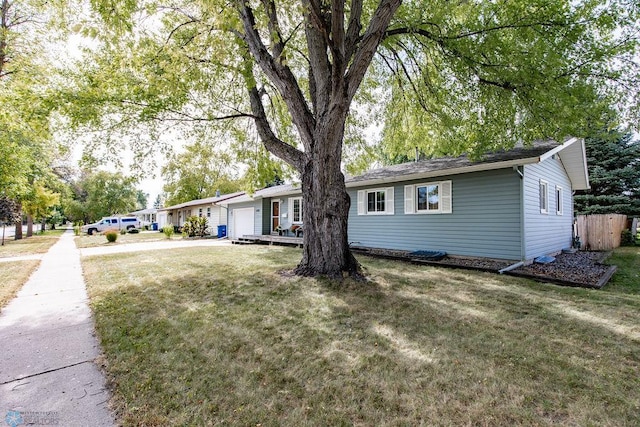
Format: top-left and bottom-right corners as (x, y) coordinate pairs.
(1, 359), (96, 385)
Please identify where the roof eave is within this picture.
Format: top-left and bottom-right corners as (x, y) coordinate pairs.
(345, 156), (543, 188)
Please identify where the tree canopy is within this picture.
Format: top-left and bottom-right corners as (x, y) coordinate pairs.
(161, 141), (243, 206)
(575, 128), (640, 216)
(63, 171), (142, 222)
(54, 0), (640, 277)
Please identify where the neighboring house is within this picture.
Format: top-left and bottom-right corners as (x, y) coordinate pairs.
(345, 137), (590, 261)
(159, 192), (246, 232)
(218, 184), (303, 239)
(129, 208), (157, 226)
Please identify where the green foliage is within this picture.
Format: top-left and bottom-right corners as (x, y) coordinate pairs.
(22, 182), (61, 226)
(181, 216), (208, 238)
(63, 171), (141, 223)
(105, 229), (118, 243)
(620, 230), (635, 246)
(0, 196), (21, 225)
(162, 141), (243, 206)
(162, 225), (174, 239)
(574, 128), (640, 216)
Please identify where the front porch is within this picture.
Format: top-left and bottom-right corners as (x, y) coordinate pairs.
(232, 234), (303, 246)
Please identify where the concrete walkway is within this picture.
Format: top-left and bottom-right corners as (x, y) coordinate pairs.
(0, 230), (116, 426)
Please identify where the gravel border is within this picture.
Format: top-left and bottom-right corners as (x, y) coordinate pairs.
(352, 246), (616, 289)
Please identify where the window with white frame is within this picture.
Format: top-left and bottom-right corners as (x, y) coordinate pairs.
(556, 185), (563, 215)
(198, 208), (203, 217)
(207, 207), (211, 218)
(404, 181), (452, 214)
(357, 187), (395, 215)
(289, 197), (303, 223)
(540, 180), (548, 214)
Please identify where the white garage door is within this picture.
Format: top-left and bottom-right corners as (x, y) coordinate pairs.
(233, 207), (255, 238)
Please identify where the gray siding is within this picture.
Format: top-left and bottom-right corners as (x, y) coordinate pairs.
(348, 169), (523, 260)
(523, 158), (573, 259)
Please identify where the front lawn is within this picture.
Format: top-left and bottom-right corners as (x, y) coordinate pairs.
(0, 229), (64, 258)
(0, 260), (40, 310)
(82, 246), (640, 426)
(74, 230), (183, 248)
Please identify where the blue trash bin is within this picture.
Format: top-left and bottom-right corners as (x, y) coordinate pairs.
(217, 225), (227, 238)
(152, 223), (158, 231)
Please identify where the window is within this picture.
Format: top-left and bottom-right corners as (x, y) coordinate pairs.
(404, 181), (452, 214)
(357, 187), (395, 215)
(290, 197), (303, 223)
(540, 180), (548, 214)
(367, 190), (386, 213)
(198, 208), (203, 217)
(556, 185), (563, 215)
(207, 207), (211, 218)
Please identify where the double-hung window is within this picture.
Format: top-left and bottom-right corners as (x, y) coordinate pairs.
(540, 180), (548, 214)
(357, 187), (395, 215)
(555, 185), (563, 215)
(404, 181), (452, 214)
(289, 197), (303, 223)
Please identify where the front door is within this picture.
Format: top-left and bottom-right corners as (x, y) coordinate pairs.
(271, 200), (280, 232)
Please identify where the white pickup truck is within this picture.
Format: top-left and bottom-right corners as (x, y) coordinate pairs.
(81, 216), (142, 235)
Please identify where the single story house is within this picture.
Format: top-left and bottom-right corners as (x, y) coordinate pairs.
(129, 208), (158, 226)
(218, 184), (303, 239)
(220, 138), (589, 262)
(345, 137), (589, 261)
(159, 191), (245, 233)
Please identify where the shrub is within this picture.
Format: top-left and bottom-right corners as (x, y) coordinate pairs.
(621, 229), (635, 246)
(73, 220), (84, 236)
(162, 225), (174, 239)
(120, 228), (127, 235)
(182, 216), (208, 237)
(105, 230), (118, 243)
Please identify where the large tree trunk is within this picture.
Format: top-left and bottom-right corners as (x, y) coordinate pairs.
(295, 161), (360, 279)
(14, 207), (22, 240)
(27, 215), (33, 237)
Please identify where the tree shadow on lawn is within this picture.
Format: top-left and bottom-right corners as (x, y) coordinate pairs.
(89, 254), (640, 426)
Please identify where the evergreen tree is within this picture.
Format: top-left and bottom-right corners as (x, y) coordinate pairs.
(575, 130), (640, 216)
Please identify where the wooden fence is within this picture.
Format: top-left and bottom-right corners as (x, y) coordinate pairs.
(575, 214), (628, 250)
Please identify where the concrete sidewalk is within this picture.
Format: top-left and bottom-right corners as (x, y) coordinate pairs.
(0, 230), (115, 426)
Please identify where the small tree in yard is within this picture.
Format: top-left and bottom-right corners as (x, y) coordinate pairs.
(0, 196), (21, 245)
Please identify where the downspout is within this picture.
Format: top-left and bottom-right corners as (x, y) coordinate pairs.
(514, 165), (526, 261)
(499, 261), (524, 274)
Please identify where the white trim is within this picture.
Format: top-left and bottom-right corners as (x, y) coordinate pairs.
(538, 137), (579, 162)
(409, 180), (452, 214)
(540, 180), (549, 214)
(289, 197), (303, 223)
(404, 185), (415, 214)
(555, 185), (564, 216)
(360, 187), (394, 215)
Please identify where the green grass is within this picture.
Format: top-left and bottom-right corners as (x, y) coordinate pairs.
(82, 246), (640, 426)
(0, 229), (64, 258)
(74, 231), (182, 248)
(0, 260), (40, 310)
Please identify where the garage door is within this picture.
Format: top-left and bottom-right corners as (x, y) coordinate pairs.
(233, 207), (255, 238)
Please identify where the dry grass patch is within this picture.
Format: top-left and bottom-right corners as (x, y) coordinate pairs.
(74, 231), (183, 249)
(0, 260), (39, 310)
(0, 230), (64, 258)
(82, 246), (640, 426)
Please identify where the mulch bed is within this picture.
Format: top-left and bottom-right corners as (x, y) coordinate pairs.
(351, 246), (616, 289)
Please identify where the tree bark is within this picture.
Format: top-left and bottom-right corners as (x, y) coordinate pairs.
(295, 156), (361, 279)
(27, 215), (33, 237)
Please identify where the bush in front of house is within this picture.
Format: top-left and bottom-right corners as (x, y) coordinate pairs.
(162, 225), (174, 239)
(182, 216), (208, 237)
(105, 229), (118, 243)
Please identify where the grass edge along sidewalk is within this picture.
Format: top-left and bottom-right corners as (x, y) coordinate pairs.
(82, 245), (640, 426)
